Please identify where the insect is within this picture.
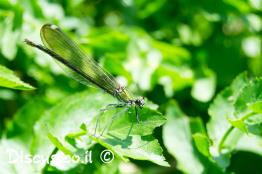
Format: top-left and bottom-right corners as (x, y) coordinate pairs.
(25, 24), (144, 123)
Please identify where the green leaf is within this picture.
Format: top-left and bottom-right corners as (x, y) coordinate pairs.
(163, 101), (222, 174)
(207, 73), (249, 169)
(235, 134), (262, 156)
(207, 72), (249, 147)
(228, 77), (262, 136)
(190, 116), (211, 158)
(192, 133), (211, 158)
(207, 72), (262, 170)
(47, 133), (74, 157)
(105, 107), (166, 139)
(32, 91), (114, 170)
(234, 77), (262, 116)
(228, 118), (248, 133)
(250, 101), (262, 113)
(163, 101), (204, 173)
(32, 90), (168, 169)
(90, 134), (169, 167)
(0, 65), (35, 90)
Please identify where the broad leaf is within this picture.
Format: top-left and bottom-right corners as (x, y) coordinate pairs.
(0, 65), (35, 90)
(207, 72), (262, 170)
(163, 101), (222, 174)
(32, 90), (168, 170)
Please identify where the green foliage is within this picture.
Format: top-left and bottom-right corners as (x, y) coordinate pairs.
(163, 101), (222, 174)
(31, 91), (168, 168)
(207, 72), (262, 169)
(0, 65), (35, 90)
(0, 0), (261, 173)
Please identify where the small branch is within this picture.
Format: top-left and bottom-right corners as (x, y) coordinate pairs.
(218, 126), (234, 152)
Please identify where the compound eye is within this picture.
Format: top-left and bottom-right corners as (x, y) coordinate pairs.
(138, 99), (145, 107)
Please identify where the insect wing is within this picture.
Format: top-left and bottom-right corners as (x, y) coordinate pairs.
(40, 24), (118, 96)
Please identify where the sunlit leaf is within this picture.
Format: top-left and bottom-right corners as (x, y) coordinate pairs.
(0, 65), (35, 90)
(207, 72), (262, 170)
(163, 101), (222, 173)
(32, 90), (168, 169)
(193, 133), (211, 158)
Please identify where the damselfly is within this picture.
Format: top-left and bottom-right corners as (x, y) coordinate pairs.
(25, 24), (144, 122)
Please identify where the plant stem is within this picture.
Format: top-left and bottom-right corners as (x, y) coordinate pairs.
(218, 126), (234, 152)
(218, 112), (255, 152)
(241, 112), (255, 121)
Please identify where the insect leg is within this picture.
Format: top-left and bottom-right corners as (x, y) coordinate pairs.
(94, 103), (120, 136)
(100, 103), (125, 112)
(94, 111), (103, 136)
(125, 121), (134, 139)
(135, 106), (141, 123)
